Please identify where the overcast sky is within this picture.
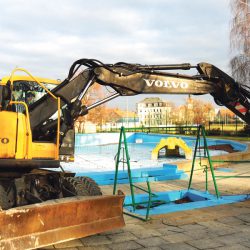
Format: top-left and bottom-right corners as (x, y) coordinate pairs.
(0, 0), (232, 110)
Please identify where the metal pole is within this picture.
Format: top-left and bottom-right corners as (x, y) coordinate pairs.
(188, 125), (201, 189)
(205, 166), (208, 192)
(86, 93), (120, 112)
(122, 127), (136, 210)
(113, 128), (123, 195)
(236, 116), (238, 135)
(145, 181), (152, 221)
(77, 75), (96, 101)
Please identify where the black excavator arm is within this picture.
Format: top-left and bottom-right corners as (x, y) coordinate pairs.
(25, 59), (250, 142)
(197, 62), (250, 123)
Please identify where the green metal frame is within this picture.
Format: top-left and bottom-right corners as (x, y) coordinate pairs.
(113, 126), (165, 221)
(114, 125), (250, 220)
(188, 125), (220, 198)
(212, 160), (250, 163)
(113, 126), (135, 206)
(113, 125), (249, 220)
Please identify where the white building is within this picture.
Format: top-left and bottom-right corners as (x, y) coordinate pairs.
(137, 97), (172, 126)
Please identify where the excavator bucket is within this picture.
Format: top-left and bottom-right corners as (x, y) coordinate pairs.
(0, 194), (125, 250)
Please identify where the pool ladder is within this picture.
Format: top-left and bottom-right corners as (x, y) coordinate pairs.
(188, 125), (220, 198)
(113, 126), (164, 221)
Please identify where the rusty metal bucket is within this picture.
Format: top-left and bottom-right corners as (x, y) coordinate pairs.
(0, 194), (125, 250)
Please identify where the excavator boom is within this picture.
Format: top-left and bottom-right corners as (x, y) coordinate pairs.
(28, 59), (250, 141)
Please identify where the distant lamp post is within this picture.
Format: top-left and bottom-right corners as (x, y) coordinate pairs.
(126, 97), (129, 127)
(165, 109), (168, 126)
(235, 115), (238, 135)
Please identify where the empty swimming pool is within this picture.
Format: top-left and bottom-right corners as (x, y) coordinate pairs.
(60, 132), (247, 173)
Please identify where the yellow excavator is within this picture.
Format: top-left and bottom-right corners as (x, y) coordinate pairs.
(0, 59), (249, 249)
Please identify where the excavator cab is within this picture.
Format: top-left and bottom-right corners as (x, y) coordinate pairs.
(0, 73), (61, 164)
(0, 74), (74, 163)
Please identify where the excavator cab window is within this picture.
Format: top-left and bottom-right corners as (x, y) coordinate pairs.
(12, 80), (57, 112)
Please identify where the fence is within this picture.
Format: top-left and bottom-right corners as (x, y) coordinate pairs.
(206, 121), (247, 136)
(97, 122), (248, 136)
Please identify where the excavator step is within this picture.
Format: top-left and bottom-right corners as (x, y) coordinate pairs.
(0, 194), (125, 250)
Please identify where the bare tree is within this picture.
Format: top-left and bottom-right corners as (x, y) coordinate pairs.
(75, 82), (106, 131)
(230, 0), (250, 85)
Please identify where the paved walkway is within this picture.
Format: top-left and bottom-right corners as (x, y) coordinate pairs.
(40, 162), (250, 250)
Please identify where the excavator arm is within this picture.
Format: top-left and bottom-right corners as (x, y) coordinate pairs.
(197, 63), (250, 123)
(28, 59), (250, 144)
(95, 61), (250, 123)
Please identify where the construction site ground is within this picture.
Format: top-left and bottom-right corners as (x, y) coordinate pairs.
(41, 161), (250, 250)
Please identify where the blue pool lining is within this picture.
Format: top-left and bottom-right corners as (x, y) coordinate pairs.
(124, 189), (250, 216)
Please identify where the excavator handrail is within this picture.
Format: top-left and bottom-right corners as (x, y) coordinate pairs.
(9, 68), (58, 99)
(8, 68), (61, 159)
(9, 100), (33, 158)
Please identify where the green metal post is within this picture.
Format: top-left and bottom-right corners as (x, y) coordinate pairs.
(122, 127), (136, 210)
(122, 147), (125, 171)
(145, 181), (152, 221)
(188, 125), (201, 189)
(205, 166), (208, 192)
(113, 128), (123, 195)
(201, 126), (220, 198)
(215, 175), (250, 179)
(115, 127), (170, 220)
(212, 160), (250, 163)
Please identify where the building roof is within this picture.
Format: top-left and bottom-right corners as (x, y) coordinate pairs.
(138, 97), (164, 104)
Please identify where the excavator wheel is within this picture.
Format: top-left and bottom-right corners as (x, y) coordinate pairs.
(0, 183), (15, 210)
(62, 176), (102, 197)
(76, 176), (102, 196)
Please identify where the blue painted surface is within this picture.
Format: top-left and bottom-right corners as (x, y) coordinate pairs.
(71, 132), (247, 176)
(76, 164), (188, 185)
(125, 133), (248, 152)
(75, 132), (247, 155)
(124, 189), (250, 216)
